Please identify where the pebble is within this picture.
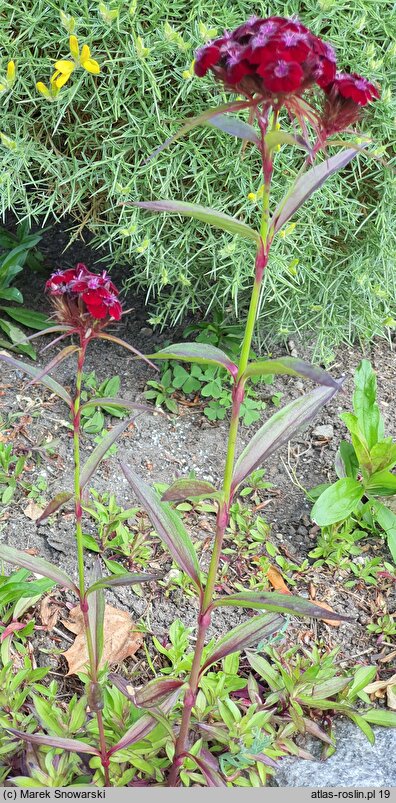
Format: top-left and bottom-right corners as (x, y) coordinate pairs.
(313, 424), (334, 440)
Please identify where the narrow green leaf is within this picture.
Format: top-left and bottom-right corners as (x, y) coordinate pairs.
(371, 501), (396, 562)
(108, 691), (181, 755)
(201, 613), (285, 672)
(0, 351), (72, 406)
(335, 441), (359, 479)
(25, 345), (79, 388)
(0, 307), (51, 331)
(121, 463), (202, 591)
(132, 200), (261, 244)
(265, 130), (310, 152)
(161, 479), (218, 503)
(80, 418), (133, 488)
(353, 360), (384, 449)
(97, 332), (158, 370)
(36, 490), (73, 524)
(86, 571), (162, 595)
(232, 384), (340, 492)
(87, 560), (105, 670)
(271, 148), (362, 234)
(0, 543), (78, 593)
(242, 357), (339, 389)
(363, 709), (396, 727)
(80, 397), (152, 414)
(212, 591), (352, 622)
(148, 342), (238, 377)
(208, 114), (259, 144)
(6, 728), (100, 755)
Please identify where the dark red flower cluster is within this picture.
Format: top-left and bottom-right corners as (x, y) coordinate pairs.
(322, 72), (380, 134)
(45, 264), (122, 321)
(195, 16), (337, 96)
(194, 16), (379, 132)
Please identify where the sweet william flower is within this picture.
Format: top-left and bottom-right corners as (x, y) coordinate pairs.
(82, 287), (122, 320)
(322, 72), (380, 135)
(45, 265), (122, 325)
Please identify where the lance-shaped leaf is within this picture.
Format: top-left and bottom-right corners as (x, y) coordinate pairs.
(242, 357), (339, 389)
(311, 478), (363, 526)
(265, 130), (311, 153)
(132, 201), (261, 245)
(147, 342), (238, 378)
(187, 753), (226, 787)
(161, 479), (218, 503)
(25, 345), (79, 389)
(212, 591), (352, 622)
(80, 397), (153, 414)
(87, 560), (105, 670)
(121, 463), (202, 591)
(0, 351), (72, 406)
(145, 100), (254, 162)
(201, 613), (284, 673)
(87, 571), (162, 595)
(207, 114), (260, 144)
(372, 501), (396, 563)
(80, 418), (134, 488)
(36, 490), (73, 524)
(97, 332), (157, 371)
(232, 383), (341, 493)
(109, 674), (184, 708)
(6, 728), (100, 755)
(271, 148), (361, 234)
(13, 325), (74, 346)
(0, 544), (78, 594)
(108, 690), (181, 755)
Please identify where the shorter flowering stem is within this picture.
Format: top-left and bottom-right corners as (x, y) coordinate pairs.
(73, 341), (110, 786)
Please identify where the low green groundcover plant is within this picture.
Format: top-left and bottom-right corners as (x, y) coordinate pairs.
(0, 0), (394, 359)
(310, 359), (396, 562)
(0, 12), (395, 788)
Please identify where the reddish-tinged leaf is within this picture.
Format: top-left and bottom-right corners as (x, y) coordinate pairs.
(212, 590), (352, 622)
(109, 674), (184, 708)
(144, 100), (254, 162)
(132, 201), (261, 244)
(302, 718), (334, 745)
(97, 333), (158, 371)
(80, 397), (154, 414)
(13, 325), (74, 345)
(0, 544), (78, 593)
(121, 463), (202, 591)
(232, 384), (341, 493)
(161, 479), (218, 503)
(0, 351), (72, 406)
(87, 571), (162, 595)
(201, 613), (284, 673)
(80, 418), (134, 488)
(243, 357), (339, 389)
(271, 148), (361, 234)
(148, 342), (238, 378)
(208, 114), (259, 144)
(187, 753), (226, 787)
(36, 491), (73, 524)
(25, 345), (79, 388)
(6, 728), (100, 755)
(108, 691), (181, 755)
(1, 621), (27, 642)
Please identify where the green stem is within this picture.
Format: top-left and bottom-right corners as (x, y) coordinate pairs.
(73, 340), (110, 787)
(168, 175), (272, 785)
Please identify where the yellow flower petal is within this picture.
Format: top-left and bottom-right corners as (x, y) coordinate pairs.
(6, 61), (15, 82)
(53, 71), (70, 88)
(54, 59), (75, 75)
(36, 81), (51, 98)
(82, 57), (100, 75)
(0, 83), (6, 92)
(69, 35), (79, 59)
(80, 44), (91, 62)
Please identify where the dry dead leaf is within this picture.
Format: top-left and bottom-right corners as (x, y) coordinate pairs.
(308, 599), (341, 627)
(40, 595), (64, 630)
(61, 604), (143, 675)
(23, 501), (44, 521)
(267, 565), (292, 595)
(364, 673), (396, 709)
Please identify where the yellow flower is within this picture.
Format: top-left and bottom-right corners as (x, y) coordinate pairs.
(80, 44), (100, 74)
(0, 60), (16, 93)
(36, 78), (61, 100)
(182, 60), (195, 80)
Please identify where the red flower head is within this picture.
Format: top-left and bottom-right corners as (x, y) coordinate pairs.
(45, 264), (122, 327)
(194, 16), (379, 142)
(322, 72), (380, 135)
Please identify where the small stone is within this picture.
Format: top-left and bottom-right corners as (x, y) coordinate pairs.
(297, 525), (308, 537)
(313, 424), (334, 440)
(140, 327), (153, 336)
